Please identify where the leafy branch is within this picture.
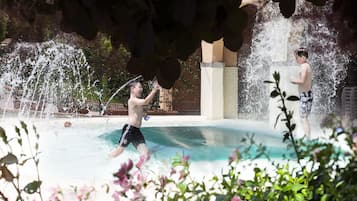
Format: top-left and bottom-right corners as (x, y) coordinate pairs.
(264, 71), (301, 164)
(0, 121), (43, 201)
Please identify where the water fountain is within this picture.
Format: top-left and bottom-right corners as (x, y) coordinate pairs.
(0, 41), (93, 118)
(238, 0), (349, 128)
(0, 40), (149, 118)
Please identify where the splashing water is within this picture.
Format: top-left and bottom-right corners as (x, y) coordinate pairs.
(0, 41), (93, 118)
(102, 75), (142, 115)
(238, 0), (349, 120)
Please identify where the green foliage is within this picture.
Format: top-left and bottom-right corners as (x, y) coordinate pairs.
(81, 34), (131, 104)
(82, 36), (165, 108)
(0, 126), (7, 144)
(0, 12), (8, 41)
(0, 122), (43, 201)
(265, 71), (301, 162)
(174, 52), (201, 99)
(0, 153), (18, 165)
(24, 180), (42, 194)
(263, 71), (357, 201)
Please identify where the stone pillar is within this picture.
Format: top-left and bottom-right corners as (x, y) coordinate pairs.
(159, 88), (173, 111)
(223, 47), (238, 119)
(201, 39), (224, 119)
(201, 62), (224, 119)
(200, 39), (238, 119)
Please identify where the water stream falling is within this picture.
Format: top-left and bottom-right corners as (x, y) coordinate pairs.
(0, 41), (93, 118)
(238, 0), (349, 120)
(102, 75), (142, 115)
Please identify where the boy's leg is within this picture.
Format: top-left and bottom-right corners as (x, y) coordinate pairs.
(135, 143), (150, 169)
(299, 96), (312, 139)
(136, 143), (149, 159)
(110, 146), (125, 158)
(110, 124), (130, 158)
(133, 129), (149, 159)
(302, 117), (311, 139)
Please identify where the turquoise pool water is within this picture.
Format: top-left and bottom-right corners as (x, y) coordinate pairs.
(100, 125), (294, 161)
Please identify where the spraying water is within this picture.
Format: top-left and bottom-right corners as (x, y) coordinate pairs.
(0, 41), (92, 118)
(238, 0), (349, 120)
(101, 75), (142, 115)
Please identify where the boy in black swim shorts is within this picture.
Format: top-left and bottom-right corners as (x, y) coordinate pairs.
(118, 124), (145, 148)
(110, 80), (161, 159)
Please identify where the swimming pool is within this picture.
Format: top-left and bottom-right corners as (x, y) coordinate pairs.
(100, 125), (293, 161)
(1, 117), (294, 184)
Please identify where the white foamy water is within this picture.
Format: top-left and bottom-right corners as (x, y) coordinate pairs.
(238, 0), (349, 120)
(0, 41), (93, 118)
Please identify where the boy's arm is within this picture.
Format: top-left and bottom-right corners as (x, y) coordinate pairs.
(240, 0), (265, 8)
(291, 64), (308, 84)
(131, 81), (161, 106)
(132, 88), (159, 106)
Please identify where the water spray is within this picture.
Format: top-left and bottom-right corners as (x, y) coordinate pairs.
(101, 75), (143, 115)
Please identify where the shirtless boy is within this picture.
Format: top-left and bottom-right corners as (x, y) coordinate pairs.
(110, 80), (161, 159)
(290, 48), (313, 139)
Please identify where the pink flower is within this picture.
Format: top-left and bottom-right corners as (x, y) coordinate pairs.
(135, 171), (142, 181)
(135, 170), (146, 185)
(48, 186), (62, 201)
(76, 185), (95, 201)
(126, 159), (134, 171)
(352, 133), (357, 152)
(159, 176), (168, 188)
(231, 195), (242, 201)
(136, 155), (150, 169)
(170, 168), (176, 176)
(114, 159), (134, 181)
(312, 148), (321, 162)
(115, 176), (130, 192)
(131, 191), (143, 200)
(113, 160), (135, 193)
(181, 155), (190, 166)
(229, 149), (240, 165)
(134, 183), (142, 191)
(344, 151), (351, 156)
(178, 170), (188, 180)
(112, 191), (121, 201)
(182, 155), (189, 162)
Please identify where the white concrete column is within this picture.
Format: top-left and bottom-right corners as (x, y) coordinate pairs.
(200, 39), (239, 120)
(223, 47), (238, 119)
(201, 39), (224, 120)
(201, 62), (224, 119)
(224, 67), (238, 118)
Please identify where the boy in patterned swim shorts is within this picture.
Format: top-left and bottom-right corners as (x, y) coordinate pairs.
(291, 48), (313, 139)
